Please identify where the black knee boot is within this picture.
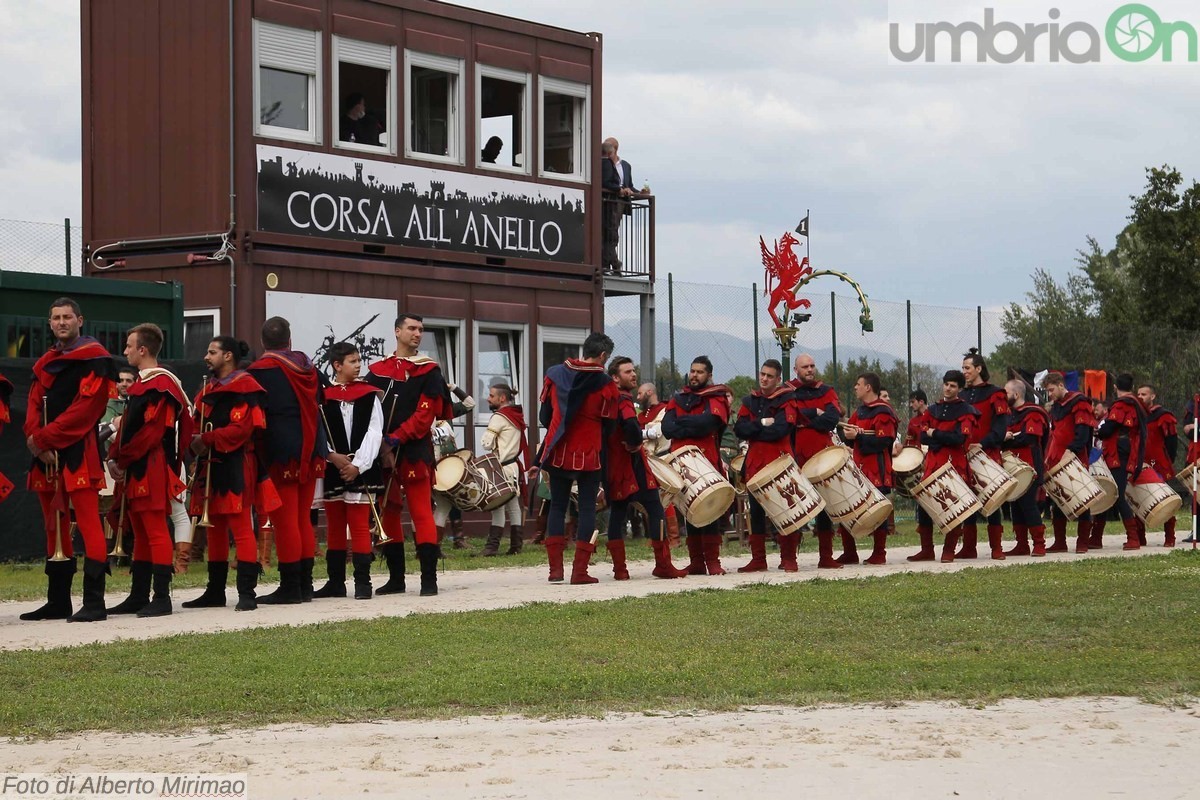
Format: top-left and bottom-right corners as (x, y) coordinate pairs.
(313, 550), (347, 598)
(352, 552), (374, 600)
(137, 565), (174, 617)
(376, 542), (406, 595)
(258, 561), (303, 605)
(68, 558), (109, 622)
(417, 542), (439, 596)
(107, 560), (151, 615)
(182, 561), (228, 608)
(21, 559), (76, 621)
(300, 557), (315, 602)
(235, 560), (259, 611)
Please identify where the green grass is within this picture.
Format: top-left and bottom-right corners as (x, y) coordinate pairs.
(2, 551), (1198, 738)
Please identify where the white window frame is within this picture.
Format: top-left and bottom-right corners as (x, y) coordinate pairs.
(535, 325), (589, 441)
(183, 307), (222, 359)
(418, 316), (467, 448)
(404, 50), (465, 165)
(253, 20), (322, 145)
(475, 64), (532, 175)
(473, 321), (528, 430)
(537, 76), (590, 183)
(332, 36), (397, 155)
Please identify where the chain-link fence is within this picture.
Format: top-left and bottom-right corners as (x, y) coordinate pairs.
(0, 218), (78, 276)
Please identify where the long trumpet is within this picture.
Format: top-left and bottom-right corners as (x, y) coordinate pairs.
(195, 421), (214, 528)
(187, 379), (211, 529)
(319, 399), (391, 544)
(107, 493), (127, 557)
(43, 398), (70, 562)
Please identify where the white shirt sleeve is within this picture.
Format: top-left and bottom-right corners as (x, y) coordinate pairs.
(351, 396), (384, 472)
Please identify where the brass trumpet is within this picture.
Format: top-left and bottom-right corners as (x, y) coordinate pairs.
(318, 402), (392, 545)
(194, 421), (214, 528)
(107, 493), (127, 557)
(43, 398), (70, 562)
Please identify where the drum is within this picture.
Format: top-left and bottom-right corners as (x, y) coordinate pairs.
(434, 452), (516, 512)
(1087, 459), (1118, 515)
(662, 445), (736, 527)
(1178, 461), (1199, 490)
(647, 455), (685, 510)
(892, 447), (925, 498)
(801, 446), (893, 538)
(966, 445), (1019, 517)
(1001, 452), (1036, 499)
(745, 453), (825, 536)
(1127, 468), (1182, 529)
(1044, 451), (1103, 520)
(912, 462), (982, 533)
(729, 454), (748, 495)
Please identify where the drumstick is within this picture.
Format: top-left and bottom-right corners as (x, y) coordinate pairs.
(589, 529), (599, 546)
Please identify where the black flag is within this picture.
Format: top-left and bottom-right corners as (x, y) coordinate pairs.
(795, 215), (809, 238)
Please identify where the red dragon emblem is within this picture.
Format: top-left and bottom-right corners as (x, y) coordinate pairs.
(760, 232), (813, 328)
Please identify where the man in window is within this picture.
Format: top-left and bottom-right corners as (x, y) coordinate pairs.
(340, 93), (384, 147)
(481, 136), (503, 165)
(600, 137), (634, 274)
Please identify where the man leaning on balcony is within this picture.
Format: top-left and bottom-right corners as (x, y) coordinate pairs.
(601, 137), (634, 275)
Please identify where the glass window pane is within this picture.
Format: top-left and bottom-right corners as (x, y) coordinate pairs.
(480, 76), (523, 168)
(260, 67), (310, 131)
(542, 340), (580, 375)
(338, 63), (389, 148)
(543, 91), (579, 175)
(478, 331), (515, 401)
(421, 328), (453, 384)
(411, 66), (454, 156)
(184, 317), (215, 361)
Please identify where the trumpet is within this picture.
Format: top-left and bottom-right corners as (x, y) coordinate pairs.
(318, 402), (392, 545)
(107, 493), (127, 557)
(194, 421), (215, 529)
(43, 398), (70, 562)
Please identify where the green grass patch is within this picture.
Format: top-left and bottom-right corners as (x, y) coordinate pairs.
(2, 551), (1199, 738)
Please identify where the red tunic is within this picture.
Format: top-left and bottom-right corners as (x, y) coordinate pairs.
(537, 359), (619, 472)
(0, 372), (12, 503)
(1142, 405), (1177, 480)
(788, 380), (841, 463)
(1099, 395), (1144, 474)
(662, 384), (731, 470)
(248, 350), (324, 483)
(846, 401), (897, 489)
(606, 389), (659, 501)
(921, 399), (977, 480)
(1183, 397), (1200, 465)
(366, 353), (452, 467)
(733, 386), (795, 482)
(191, 371), (268, 516)
(1005, 403), (1051, 478)
(1046, 391), (1095, 468)
(960, 382), (1008, 462)
(637, 401), (669, 428)
(904, 410), (931, 448)
(112, 369), (190, 512)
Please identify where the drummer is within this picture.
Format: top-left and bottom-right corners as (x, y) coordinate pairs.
(637, 382), (681, 547)
(1002, 379), (1050, 557)
(789, 353), (843, 569)
(732, 359), (798, 573)
(1137, 383), (1178, 548)
(919, 370), (979, 562)
(959, 349), (1011, 561)
(836, 372), (897, 565)
(902, 388), (941, 562)
(1040, 371), (1097, 553)
(1094, 373), (1147, 551)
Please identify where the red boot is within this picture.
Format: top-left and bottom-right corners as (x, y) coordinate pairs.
(607, 540), (630, 581)
(940, 528), (961, 563)
(907, 524), (936, 562)
(1075, 520), (1090, 554)
(651, 539), (688, 579)
(1164, 517), (1176, 547)
(836, 530), (860, 564)
(686, 535), (706, 575)
(816, 530), (843, 569)
(546, 536), (566, 582)
(987, 524), (1006, 560)
(1006, 524), (1031, 557)
(737, 533), (769, 573)
(570, 541), (599, 584)
(863, 530), (887, 565)
(1089, 517), (1106, 549)
(1046, 517), (1069, 553)
(1122, 517), (1141, 551)
(955, 524), (979, 559)
(703, 534), (726, 575)
(1030, 525), (1047, 557)
(1135, 518), (1147, 547)
(778, 532), (799, 572)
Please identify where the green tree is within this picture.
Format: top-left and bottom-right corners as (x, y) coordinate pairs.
(726, 374), (757, 402)
(652, 357), (683, 397)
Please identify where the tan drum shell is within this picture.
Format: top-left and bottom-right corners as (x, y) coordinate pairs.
(646, 455), (685, 510)
(435, 452), (516, 512)
(967, 446), (1019, 517)
(800, 446), (894, 538)
(1045, 452), (1103, 520)
(892, 446), (925, 498)
(1178, 461), (1199, 490)
(662, 445), (736, 528)
(1127, 474), (1182, 529)
(912, 462), (982, 534)
(1087, 459), (1118, 515)
(1001, 452), (1035, 499)
(729, 454), (748, 495)
(745, 453), (825, 536)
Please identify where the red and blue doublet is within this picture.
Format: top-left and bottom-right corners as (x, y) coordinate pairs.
(606, 389), (658, 502)
(1142, 404), (1177, 480)
(1046, 391), (1095, 468)
(537, 359), (619, 472)
(191, 371), (268, 516)
(1097, 395), (1145, 476)
(960, 383), (1009, 462)
(787, 379), (841, 463)
(733, 386), (795, 482)
(662, 383), (731, 470)
(920, 398), (977, 480)
(904, 410), (931, 448)
(1005, 402), (1051, 482)
(846, 400), (898, 489)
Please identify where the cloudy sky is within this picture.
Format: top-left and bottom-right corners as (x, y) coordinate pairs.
(3, 0), (1199, 310)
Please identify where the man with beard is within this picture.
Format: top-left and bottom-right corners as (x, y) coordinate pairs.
(1002, 379), (1050, 557)
(1040, 371), (1096, 553)
(837, 372), (897, 565)
(23, 298), (116, 622)
(1094, 373), (1147, 551)
(919, 371), (979, 563)
(1137, 383), (1178, 548)
(788, 353), (842, 569)
(182, 337), (269, 611)
(733, 359), (797, 572)
(480, 383), (528, 556)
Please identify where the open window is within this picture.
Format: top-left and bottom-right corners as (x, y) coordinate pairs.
(476, 65), (530, 173)
(254, 20), (322, 144)
(539, 76), (589, 181)
(333, 36), (395, 154)
(405, 50), (464, 164)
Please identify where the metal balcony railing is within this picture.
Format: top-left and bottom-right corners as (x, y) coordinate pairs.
(601, 194), (654, 281)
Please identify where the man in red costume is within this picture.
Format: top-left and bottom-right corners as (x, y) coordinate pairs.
(1182, 396), (1200, 544)
(0, 372), (13, 505)
(733, 359), (797, 572)
(663, 355), (732, 575)
(903, 389), (931, 449)
(837, 372), (897, 565)
(1002, 379), (1050, 557)
(248, 316), (326, 604)
(637, 381), (681, 546)
(107, 323), (191, 618)
(958, 350), (1010, 560)
(182, 336), (269, 612)
(366, 314), (452, 597)
(1094, 373), (1147, 551)
(787, 353), (842, 569)
(1040, 371), (1096, 553)
(916, 371), (978, 563)
(605, 356), (687, 580)
(535, 333), (619, 584)
(1137, 383), (1178, 547)
(23, 298), (117, 622)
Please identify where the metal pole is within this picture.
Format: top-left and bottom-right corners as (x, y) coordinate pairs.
(752, 282), (760, 371)
(64, 218), (71, 276)
(668, 272), (676, 393)
(906, 299), (913, 394)
(830, 291), (838, 381)
(977, 305), (983, 353)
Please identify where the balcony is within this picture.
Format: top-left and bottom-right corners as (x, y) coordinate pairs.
(601, 193), (654, 297)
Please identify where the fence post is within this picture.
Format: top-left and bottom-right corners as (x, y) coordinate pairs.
(64, 218), (72, 276)
(752, 282), (760, 371)
(976, 305), (982, 353)
(906, 299), (913, 394)
(830, 291), (838, 380)
(668, 272), (676, 393)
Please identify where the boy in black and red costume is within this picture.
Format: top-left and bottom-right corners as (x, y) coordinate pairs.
(22, 298), (117, 622)
(1137, 383), (1178, 547)
(733, 359), (797, 573)
(1040, 371), (1097, 553)
(1094, 373), (1147, 551)
(787, 353), (842, 569)
(366, 313), (453, 597)
(958, 349), (1010, 560)
(919, 370), (978, 563)
(663, 355), (732, 576)
(182, 336), (269, 612)
(1002, 379), (1050, 557)
(837, 372), (897, 565)
(605, 356), (688, 580)
(108, 323), (192, 618)
(248, 316), (326, 604)
(535, 333), (620, 584)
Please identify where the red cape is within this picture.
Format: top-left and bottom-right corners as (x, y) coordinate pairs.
(250, 350), (320, 476)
